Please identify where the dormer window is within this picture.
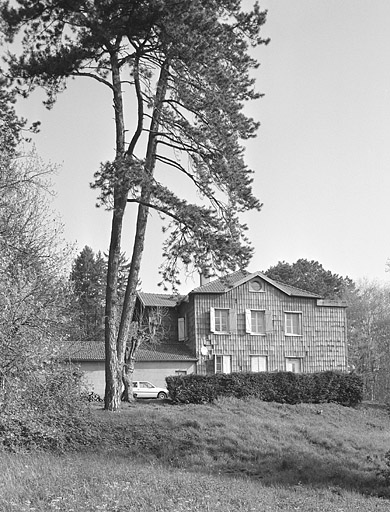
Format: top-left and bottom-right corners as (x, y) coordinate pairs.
(249, 278), (264, 292)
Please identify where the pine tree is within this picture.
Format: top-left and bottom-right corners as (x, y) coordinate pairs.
(2, 0), (269, 409)
(71, 247), (106, 341)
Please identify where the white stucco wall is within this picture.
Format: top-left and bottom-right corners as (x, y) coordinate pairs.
(134, 361), (196, 388)
(78, 361), (106, 397)
(77, 360), (196, 398)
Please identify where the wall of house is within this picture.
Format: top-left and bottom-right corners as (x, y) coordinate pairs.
(76, 360), (196, 398)
(189, 279), (347, 375)
(178, 295), (197, 357)
(77, 361), (106, 397)
(134, 361), (196, 387)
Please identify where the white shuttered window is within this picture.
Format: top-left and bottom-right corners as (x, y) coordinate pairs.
(245, 310), (272, 334)
(210, 308), (236, 333)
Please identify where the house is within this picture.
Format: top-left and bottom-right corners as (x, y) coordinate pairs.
(174, 270), (347, 375)
(68, 340), (197, 396)
(70, 269), (348, 396)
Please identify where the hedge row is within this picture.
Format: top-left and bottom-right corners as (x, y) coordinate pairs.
(166, 371), (363, 407)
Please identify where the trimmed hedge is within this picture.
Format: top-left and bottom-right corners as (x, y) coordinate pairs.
(166, 371), (363, 407)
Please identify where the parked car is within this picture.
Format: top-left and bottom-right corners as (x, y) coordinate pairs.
(133, 381), (169, 399)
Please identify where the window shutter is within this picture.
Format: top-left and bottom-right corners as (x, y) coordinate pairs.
(229, 309), (237, 333)
(245, 309), (251, 334)
(284, 313), (290, 334)
(178, 318), (185, 341)
(210, 307), (215, 333)
(265, 311), (273, 333)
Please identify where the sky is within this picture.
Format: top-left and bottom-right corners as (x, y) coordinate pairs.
(11, 0), (390, 292)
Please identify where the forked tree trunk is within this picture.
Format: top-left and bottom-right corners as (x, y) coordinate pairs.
(104, 58), (170, 411)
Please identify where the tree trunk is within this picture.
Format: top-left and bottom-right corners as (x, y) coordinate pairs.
(121, 343), (139, 402)
(104, 53), (127, 411)
(105, 57), (170, 411)
(104, 193), (126, 410)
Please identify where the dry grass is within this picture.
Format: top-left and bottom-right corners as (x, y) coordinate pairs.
(1, 398), (390, 511)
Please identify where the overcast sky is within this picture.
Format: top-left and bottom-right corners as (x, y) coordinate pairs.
(14, 0), (390, 292)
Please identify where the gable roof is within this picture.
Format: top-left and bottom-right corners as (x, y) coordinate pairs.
(189, 270), (323, 299)
(66, 340), (197, 362)
(190, 269), (249, 294)
(137, 292), (183, 308)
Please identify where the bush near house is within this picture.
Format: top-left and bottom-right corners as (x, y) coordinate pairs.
(0, 364), (98, 452)
(166, 371), (363, 407)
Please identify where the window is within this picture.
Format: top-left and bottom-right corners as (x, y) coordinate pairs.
(215, 309), (229, 332)
(175, 370), (187, 376)
(210, 307), (232, 333)
(249, 278), (264, 292)
(285, 358), (302, 373)
(245, 309), (272, 335)
(251, 310), (265, 334)
(285, 312), (302, 335)
(210, 308), (237, 333)
(250, 355), (267, 372)
(139, 382), (154, 388)
(215, 355), (232, 374)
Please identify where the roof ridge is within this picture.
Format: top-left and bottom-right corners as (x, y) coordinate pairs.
(190, 269), (250, 293)
(265, 275), (323, 297)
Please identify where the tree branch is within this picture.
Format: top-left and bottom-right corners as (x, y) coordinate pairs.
(126, 55), (144, 156)
(71, 71), (114, 90)
(126, 198), (182, 224)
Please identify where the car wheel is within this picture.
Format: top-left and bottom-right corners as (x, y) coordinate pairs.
(157, 392), (167, 399)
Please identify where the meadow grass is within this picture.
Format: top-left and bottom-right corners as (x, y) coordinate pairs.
(1, 398), (390, 511)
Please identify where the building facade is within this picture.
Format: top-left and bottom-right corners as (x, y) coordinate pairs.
(70, 270), (348, 396)
(176, 270), (347, 375)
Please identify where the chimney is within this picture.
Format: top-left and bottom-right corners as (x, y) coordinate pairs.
(199, 271), (211, 287)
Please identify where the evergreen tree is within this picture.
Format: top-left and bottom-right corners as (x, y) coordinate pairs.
(71, 246), (106, 341)
(264, 259), (354, 299)
(70, 247), (131, 340)
(1, 0), (269, 410)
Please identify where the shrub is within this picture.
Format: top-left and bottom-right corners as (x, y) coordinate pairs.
(0, 362), (99, 452)
(166, 371), (363, 406)
(166, 374), (219, 404)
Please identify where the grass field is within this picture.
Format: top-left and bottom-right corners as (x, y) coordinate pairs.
(2, 398), (390, 511)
